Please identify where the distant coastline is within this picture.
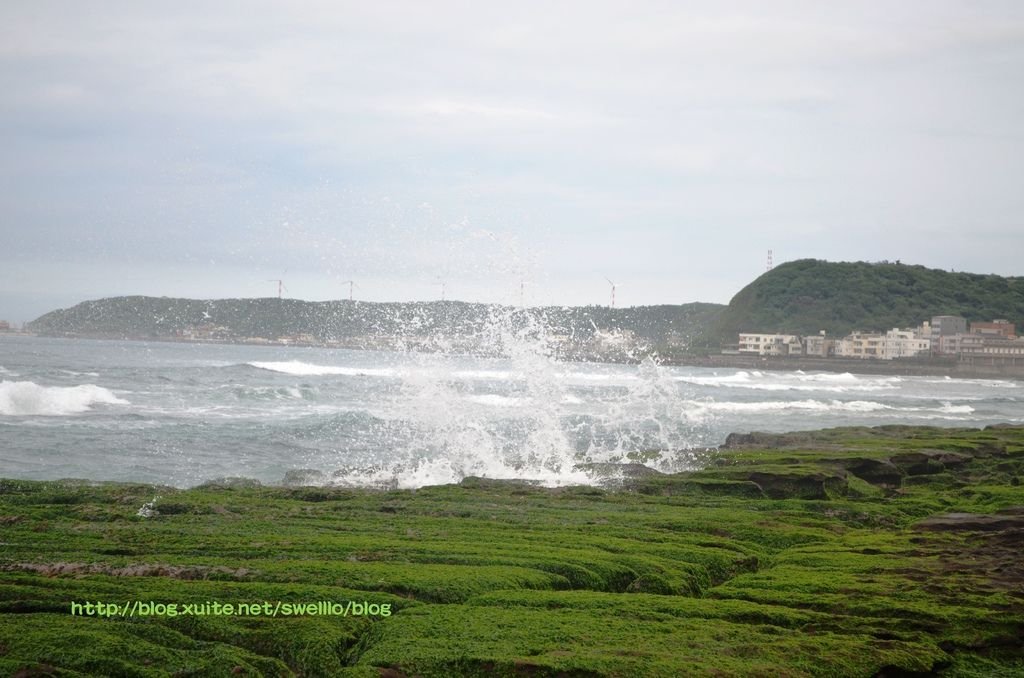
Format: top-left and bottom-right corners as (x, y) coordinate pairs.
(7, 331), (1023, 382)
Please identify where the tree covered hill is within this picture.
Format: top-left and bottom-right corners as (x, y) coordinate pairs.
(710, 259), (1024, 341)
(27, 296), (724, 350)
(28, 261), (1023, 353)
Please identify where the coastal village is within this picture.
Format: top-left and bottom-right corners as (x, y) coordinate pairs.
(7, 310), (1024, 369)
(732, 316), (1024, 367)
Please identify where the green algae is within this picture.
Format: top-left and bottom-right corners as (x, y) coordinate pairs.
(2, 425), (1023, 676)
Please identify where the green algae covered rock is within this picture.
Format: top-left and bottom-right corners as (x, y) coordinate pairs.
(1, 425), (1023, 676)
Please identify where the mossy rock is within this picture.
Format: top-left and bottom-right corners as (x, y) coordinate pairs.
(841, 457), (905, 487)
(746, 470), (849, 499)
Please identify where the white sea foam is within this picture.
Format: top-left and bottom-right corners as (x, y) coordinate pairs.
(559, 371), (638, 383)
(937, 402), (975, 414)
(675, 369), (899, 393)
(453, 369), (519, 381)
(247, 361), (398, 378)
(466, 394), (523, 407)
(0, 380), (129, 416)
(682, 399), (892, 414)
(681, 398), (975, 418)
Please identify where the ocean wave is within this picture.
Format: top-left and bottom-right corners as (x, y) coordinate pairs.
(681, 398), (975, 416)
(222, 384), (315, 401)
(936, 402), (975, 414)
(0, 380), (129, 416)
(923, 377), (1018, 388)
(682, 399), (892, 414)
(675, 370), (896, 393)
(675, 374), (892, 395)
(246, 361), (399, 378)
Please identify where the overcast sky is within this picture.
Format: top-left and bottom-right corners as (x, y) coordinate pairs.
(2, 1), (1023, 322)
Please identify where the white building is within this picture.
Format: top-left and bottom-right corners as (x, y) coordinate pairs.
(834, 332), (885, 359)
(738, 333), (803, 356)
(882, 328), (931, 360)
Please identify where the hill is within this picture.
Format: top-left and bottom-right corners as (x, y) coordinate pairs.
(27, 296), (724, 355)
(710, 259), (1024, 342)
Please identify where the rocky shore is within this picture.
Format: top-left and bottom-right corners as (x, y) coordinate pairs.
(1, 424), (1023, 676)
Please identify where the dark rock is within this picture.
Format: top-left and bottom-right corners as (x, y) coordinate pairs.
(746, 470), (847, 500)
(195, 477), (262, 490)
(574, 462), (663, 479)
(722, 432), (812, 449)
(280, 469), (326, 486)
(723, 432), (758, 448)
(842, 458), (904, 486)
(631, 477), (765, 499)
(458, 477), (543, 489)
(916, 512), (1024, 532)
(890, 450), (970, 475)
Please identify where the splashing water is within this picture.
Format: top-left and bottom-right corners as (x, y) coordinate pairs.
(328, 307), (708, 488)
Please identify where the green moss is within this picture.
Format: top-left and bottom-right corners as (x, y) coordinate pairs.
(2, 425), (1023, 676)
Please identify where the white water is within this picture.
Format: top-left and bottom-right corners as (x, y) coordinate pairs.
(0, 380), (129, 416)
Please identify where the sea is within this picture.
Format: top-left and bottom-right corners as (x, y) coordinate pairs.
(1, 334), (1021, 488)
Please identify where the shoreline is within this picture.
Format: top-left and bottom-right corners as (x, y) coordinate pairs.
(11, 332), (1024, 381)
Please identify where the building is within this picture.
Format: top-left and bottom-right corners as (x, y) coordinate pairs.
(959, 336), (1024, 367)
(929, 319), (966, 356)
(834, 332), (886, 359)
(930, 316), (969, 355)
(737, 333), (803, 356)
(970, 320), (1017, 339)
(931, 315), (967, 337)
(882, 328), (931, 360)
(803, 331), (832, 357)
(937, 334), (966, 356)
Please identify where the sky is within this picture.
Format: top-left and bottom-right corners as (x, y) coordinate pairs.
(2, 1), (1023, 323)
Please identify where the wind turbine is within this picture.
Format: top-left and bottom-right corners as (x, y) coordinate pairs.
(267, 277), (288, 299)
(434, 277), (446, 302)
(340, 280), (358, 301)
(605, 277), (618, 308)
